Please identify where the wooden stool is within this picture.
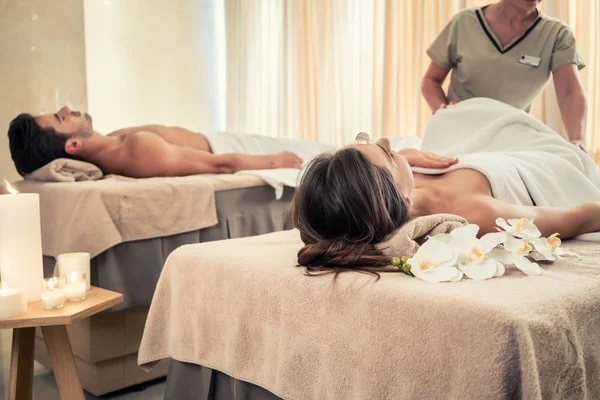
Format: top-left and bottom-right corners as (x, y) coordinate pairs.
(0, 287), (123, 400)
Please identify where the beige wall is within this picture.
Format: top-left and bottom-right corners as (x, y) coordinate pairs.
(84, 0), (221, 134)
(0, 0), (88, 181)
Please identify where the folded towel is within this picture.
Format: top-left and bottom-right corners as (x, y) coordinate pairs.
(376, 214), (467, 258)
(236, 168), (301, 199)
(26, 158), (103, 182)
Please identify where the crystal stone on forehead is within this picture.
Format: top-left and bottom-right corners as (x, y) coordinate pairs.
(355, 132), (370, 144)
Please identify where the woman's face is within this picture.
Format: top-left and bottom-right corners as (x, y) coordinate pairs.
(345, 138), (414, 198)
(503, 0), (542, 13)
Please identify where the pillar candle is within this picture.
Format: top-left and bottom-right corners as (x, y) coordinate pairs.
(0, 180), (44, 302)
(0, 282), (27, 319)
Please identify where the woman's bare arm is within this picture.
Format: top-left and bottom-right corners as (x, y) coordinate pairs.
(553, 64), (588, 148)
(421, 62), (452, 113)
(461, 195), (600, 239)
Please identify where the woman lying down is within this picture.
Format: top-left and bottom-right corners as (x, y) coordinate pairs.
(292, 98), (600, 272)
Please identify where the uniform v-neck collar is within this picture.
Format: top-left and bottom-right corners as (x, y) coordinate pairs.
(476, 5), (543, 54)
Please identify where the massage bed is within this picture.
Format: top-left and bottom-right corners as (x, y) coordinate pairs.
(139, 229), (600, 400)
(11, 173), (295, 395)
(138, 99), (600, 399)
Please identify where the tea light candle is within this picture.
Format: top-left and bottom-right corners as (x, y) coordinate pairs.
(63, 271), (86, 302)
(0, 282), (27, 319)
(57, 252), (91, 290)
(41, 278), (65, 310)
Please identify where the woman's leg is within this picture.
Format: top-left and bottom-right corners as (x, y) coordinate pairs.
(462, 196), (600, 239)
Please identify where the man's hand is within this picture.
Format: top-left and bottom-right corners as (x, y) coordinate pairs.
(398, 148), (458, 169)
(570, 139), (587, 153)
(276, 151), (303, 169)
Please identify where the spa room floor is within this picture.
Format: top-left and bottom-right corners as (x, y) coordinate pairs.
(0, 329), (165, 399)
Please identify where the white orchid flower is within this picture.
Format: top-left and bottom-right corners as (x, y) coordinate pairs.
(502, 235), (543, 276)
(530, 233), (580, 261)
(440, 225), (506, 280)
(503, 235), (534, 256)
(496, 217), (541, 239)
(514, 256), (543, 276)
(407, 238), (462, 283)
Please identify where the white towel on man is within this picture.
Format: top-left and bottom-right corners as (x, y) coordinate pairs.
(204, 132), (336, 198)
(415, 97), (600, 241)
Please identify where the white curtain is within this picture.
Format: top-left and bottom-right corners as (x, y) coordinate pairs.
(224, 0), (600, 157)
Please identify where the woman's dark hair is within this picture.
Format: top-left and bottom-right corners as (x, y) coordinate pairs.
(7, 113), (74, 176)
(291, 148), (410, 276)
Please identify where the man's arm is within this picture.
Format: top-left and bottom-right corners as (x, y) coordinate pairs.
(553, 64), (588, 148)
(121, 133), (302, 178)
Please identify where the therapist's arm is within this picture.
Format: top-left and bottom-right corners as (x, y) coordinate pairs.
(421, 62), (451, 113)
(553, 64), (587, 147)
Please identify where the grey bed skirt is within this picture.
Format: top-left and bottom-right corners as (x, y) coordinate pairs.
(43, 185), (295, 309)
(165, 360), (281, 400)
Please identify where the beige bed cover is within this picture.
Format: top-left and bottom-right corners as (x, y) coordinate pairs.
(139, 229), (600, 400)
(12, 174), (268, 258)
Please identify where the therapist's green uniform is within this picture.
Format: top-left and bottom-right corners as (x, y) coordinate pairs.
(427, 6), (585, 112)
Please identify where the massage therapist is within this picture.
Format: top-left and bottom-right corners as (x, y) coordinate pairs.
(421, 0), (587, 150)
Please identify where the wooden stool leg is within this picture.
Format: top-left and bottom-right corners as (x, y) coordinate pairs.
(41, 325), (84, 400)
(8, 327), (35, 400)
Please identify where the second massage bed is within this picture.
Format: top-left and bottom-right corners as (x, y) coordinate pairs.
(13, 173), (294, 395)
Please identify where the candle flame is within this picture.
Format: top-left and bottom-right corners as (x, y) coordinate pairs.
(0, 282), (8, 295)
(2, 178), (18, 195)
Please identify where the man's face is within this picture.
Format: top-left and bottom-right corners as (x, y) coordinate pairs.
(35, 106), (94, 137)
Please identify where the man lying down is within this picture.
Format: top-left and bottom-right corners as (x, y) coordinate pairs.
(7, 107), (340, 178)
(292, 98), (600, 271)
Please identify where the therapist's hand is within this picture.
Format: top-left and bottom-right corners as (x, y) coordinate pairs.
(433, 101), (457, 115)
(398, 148), (458, 169)
(570, 139), (587, 153)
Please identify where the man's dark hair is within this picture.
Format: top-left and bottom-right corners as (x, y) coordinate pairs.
(7, 113), (75, 176)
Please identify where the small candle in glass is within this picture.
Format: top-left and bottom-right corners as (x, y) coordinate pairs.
(41, 277), (65, 310)
(63, 271), (87, 302)
(57, 252), (91, 290)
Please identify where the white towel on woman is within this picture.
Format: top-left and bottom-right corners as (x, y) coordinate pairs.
(415, 98), (600, 241)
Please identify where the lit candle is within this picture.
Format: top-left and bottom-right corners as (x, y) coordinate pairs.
(0, 282), (27, 319)
(63, 271), (87, 302)
(57, 252), (91, 290)
(41, 278), (65, 309)
(0, 179), (44, 302)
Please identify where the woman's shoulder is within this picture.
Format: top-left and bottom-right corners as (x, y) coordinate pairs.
(443, 7), (487, 33)
(538, 13), (576, 37)
(450, 7), (480, 24)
